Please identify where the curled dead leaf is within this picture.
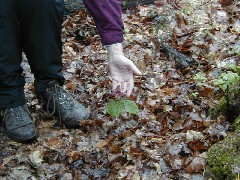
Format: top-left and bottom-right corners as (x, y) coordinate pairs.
(186, 130), (204, 142)
(48, 137), (60, 147)
(95, 136), (114, 149)
(28, 150), (43, 168)
(219, 0), (233, 7)
(185, 156), (205, 173)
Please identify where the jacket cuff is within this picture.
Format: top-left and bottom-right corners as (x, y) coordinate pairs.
(100, 32), (123, 45)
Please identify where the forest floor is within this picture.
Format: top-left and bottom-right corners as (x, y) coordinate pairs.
(0, 0), (239, 179)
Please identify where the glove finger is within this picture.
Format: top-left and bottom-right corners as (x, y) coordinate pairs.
(112, 80), (118, 91)
(128, 62), (142, 76)
(122, 81), (128, 95)
(126, 77), (134, 97)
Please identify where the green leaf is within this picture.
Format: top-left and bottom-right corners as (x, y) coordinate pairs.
(122, 100), (139, 114)
(107, 99), (139, 117)
(228, 64), (240, 73)
(107, 100), (124, 117)
(213, 71), (239, 91)
(193, 72), (207, 87)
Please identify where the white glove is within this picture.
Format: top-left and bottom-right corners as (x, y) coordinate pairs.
(106, 43), (142, 97)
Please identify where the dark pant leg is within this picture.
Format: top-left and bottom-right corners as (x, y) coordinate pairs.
(0, 0), (26, 109)
(17, 0), (65, 93)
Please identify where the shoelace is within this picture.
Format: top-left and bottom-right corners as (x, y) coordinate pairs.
(46, 84), (75, 123)
(0, 106), (31, 129)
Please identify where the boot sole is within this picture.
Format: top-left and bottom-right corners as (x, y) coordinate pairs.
(6, 131), (37, 143)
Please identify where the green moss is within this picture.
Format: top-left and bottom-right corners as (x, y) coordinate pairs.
(233, 115), (240, 132)
(210, 96), (227, 119)
(206, 132), (240, 179)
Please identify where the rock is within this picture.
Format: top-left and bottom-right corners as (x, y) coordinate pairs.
(205, 130), (240, 179)
(207, 77), (240, 179)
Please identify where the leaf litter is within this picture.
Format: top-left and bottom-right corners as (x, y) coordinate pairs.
(0, 0), (239, 179)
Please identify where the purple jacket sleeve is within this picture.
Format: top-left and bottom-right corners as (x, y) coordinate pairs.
(83, 0), (124, 45)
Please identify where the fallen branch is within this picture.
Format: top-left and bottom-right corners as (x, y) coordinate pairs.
(161, 43), (197, 69)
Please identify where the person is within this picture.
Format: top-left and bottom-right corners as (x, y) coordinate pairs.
(0, 0), (142, 143)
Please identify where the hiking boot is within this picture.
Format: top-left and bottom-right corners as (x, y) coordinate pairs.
(40, 80), (90, 128)
(0, 105), (37, 143)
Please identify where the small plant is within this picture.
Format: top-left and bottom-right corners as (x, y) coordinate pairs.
(213, 69), (239, 92)
(229, 64), (240, 74)
(191, 91), (199, 98)
(193, 72), (207, 86)
(212, 64), (240, 122)
(106, 86), (139, 117)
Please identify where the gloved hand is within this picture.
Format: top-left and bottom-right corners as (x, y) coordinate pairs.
(106, 43), (142, 97)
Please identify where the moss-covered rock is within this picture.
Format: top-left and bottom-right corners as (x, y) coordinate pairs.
(207, 70), (240, 179)
(233, 115), (240, 132)
(206, 131), (240, 179)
